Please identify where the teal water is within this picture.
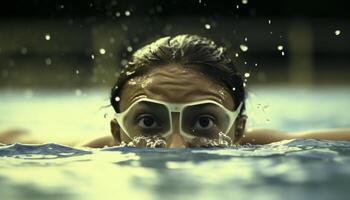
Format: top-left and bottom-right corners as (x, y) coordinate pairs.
(1, 140), (350, 200)
(0, 87), (350, 200)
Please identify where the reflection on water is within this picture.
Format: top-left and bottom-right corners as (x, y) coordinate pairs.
(1, 140), (350, 200)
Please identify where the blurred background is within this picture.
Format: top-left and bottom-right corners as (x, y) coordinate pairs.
(1, 0), (349, 88)
(0, 0), (349, 144)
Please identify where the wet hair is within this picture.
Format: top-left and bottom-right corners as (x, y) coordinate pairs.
(110, 34), (246, 114)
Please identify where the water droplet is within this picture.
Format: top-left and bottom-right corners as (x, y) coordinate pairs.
(115, 12), (121, 17)
(114, 86), (119, 90)
(335, 30), (341, 36)
(262, 105), (269, 111)
(99, 48), (106, 55)
(281, 51), (285, 56)
(244, 61), (247, 65)
(128, 78), (137, 85)
(277, 45), (284, 51)
(115, 96), (120, 102)
(91, 54), (95, 59)
(244, 72), (250, 78)
(75, 69), (80, 74)
(125, 10), (131, 16)
(268, 19), (271, 24)
(75, 89), (82, 96)
(235, 53), (239, 57)
(254, 63), (258, 67)
(126, 71), (135, 76)
(243, 82), (247, 87)
(244, 37), (248, 42)
(127, 46), (133, 52)
(232, 87), (236, 91)
(240, 44), (248, 52)
(156, 5), (163, 13)
(204, 24), (211, 29)
(121, 59), (128, 66)
(109, 37), (115, 43)
(45, 34), (51, 41)
(20, 47), (28, 54)
(199, 0), (202, 3)
(242, 0), (248, 5)
(60, 5), (64, 9)
(45, 58), (52, 65)
(236, 5), (239, 9)
(121, 24), (128, 31)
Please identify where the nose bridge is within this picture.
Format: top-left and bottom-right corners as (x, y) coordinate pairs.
(168, 112), (186, 148)
(171, 112), (180, 133)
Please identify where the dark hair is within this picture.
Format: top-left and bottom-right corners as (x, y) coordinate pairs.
(110, 34), (246, 114)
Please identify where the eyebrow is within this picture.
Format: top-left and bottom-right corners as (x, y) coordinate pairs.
(124, 94), (147, 111)
(121, 79), (234, 111)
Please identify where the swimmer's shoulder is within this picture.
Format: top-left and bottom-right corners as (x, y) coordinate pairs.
(81, 135), (117, 148)
(241, 128), (350, 145)
(240, 128), (291, 145)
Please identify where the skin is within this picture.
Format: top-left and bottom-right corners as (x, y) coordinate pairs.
(1, 64), (350, 147)
(110, 64), (247, 148)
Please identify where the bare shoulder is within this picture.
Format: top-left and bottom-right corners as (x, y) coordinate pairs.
(240, 128), (350, 145)
(0, 129), (37, 144)
(240, 128), (291, 145)
(81, 135), (117, 148)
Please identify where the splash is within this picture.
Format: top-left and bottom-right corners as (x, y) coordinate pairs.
(121, 135), (167, 148)
(118, 132), (236, 148)
(99, 48), (106, 55)
(125, 10), (131, 16)
(204, 24), (211, 30)
(44, 34), (51, 41)
(189, 132), (234, 148)
(335, 30), (341, 36)
(240, 44), (248, 52)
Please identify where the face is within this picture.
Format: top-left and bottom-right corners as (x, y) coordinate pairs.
(110, 64), (246, 148)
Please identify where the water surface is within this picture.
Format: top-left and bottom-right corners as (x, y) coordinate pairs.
(1, 87), (350, 200)
(1, 140), (350, 200)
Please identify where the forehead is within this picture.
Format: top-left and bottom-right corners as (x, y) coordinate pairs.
(119, 64), (234, 111)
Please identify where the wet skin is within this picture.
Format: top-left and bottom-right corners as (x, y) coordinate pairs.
(110, 64), (247, 148)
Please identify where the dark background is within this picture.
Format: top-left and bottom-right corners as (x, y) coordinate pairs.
(0, 0), (349, 88)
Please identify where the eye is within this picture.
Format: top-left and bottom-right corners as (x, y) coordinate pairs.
(193, 115), (216, 131)
(136, 114), (160, 129)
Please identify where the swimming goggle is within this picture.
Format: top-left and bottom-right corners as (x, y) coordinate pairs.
(114, 98), (243, 142)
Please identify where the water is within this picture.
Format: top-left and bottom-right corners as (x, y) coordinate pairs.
(1, 140), (350, 200)
(1, 87), (350, 200)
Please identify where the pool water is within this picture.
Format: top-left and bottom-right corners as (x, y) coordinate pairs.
(0, 87), (350, 200)
(1, 140), (350, 200)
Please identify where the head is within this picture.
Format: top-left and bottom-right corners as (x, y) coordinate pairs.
(110, 34), (247, 148)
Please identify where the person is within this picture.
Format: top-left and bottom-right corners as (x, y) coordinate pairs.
(83, 34), (350, 148)
(1, 34), (349, 148)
